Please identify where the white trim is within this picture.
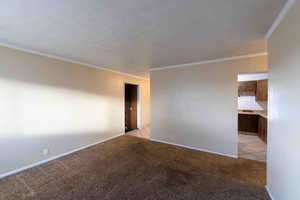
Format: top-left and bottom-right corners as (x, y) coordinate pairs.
(266, 186), (275, 200)
(265, 0), (295, 39)
(136, 84), (142, 129)
(123, 82), (142, 133)
(0, 42), (149, 80)
(150, 53), (268, 71)
(0, 133), (123, 179)
(150, 138), (238, 159)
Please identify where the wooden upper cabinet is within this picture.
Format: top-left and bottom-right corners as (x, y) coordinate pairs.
(238, 81), (257, 96)
(256, 80), (268, 101)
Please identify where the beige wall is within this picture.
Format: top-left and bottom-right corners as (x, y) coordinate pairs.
(150, 56), (267, 157)
(268, 1), (300, 199)
(0, 46), (150, 175)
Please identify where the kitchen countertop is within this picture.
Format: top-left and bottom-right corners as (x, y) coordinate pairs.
(238, 110), (268, 119)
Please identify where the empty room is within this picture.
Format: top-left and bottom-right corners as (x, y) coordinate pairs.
(0, 1), (299, 200)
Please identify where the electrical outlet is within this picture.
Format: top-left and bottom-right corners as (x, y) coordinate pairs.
(43, 148), (49, 155)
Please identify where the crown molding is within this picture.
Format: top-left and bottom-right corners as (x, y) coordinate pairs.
(265, 0), (295, 39)
(0, 42), (149, 80)
(150, 52), (268, 72)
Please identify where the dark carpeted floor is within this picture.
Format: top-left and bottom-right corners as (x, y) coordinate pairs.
(0, 135), (269, 200)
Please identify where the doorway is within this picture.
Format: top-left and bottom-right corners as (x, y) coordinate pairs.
(124, 83), (138, 132)
(237, 73), (268, 162)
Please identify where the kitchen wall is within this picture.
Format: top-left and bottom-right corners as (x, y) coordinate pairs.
(268, 1), (300, 199)
(238, 96), (267, 111)
(0, 45), (150, 176)
(150, 55), (267, 157)
(237, 73), (268, 111)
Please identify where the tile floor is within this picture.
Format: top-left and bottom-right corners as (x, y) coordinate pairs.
(238, 132), (267, 162)
(126, 126), (150, 139)
(127, 128), (267, 162)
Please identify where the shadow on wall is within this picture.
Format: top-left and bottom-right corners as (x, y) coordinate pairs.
(0, 49), (124, 96)
(0, 60), (125, 175)
(0, 131), (122, 174)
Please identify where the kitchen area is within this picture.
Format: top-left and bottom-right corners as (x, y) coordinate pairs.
(238, 73), (268, 162)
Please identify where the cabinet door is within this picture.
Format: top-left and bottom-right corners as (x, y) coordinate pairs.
(238, 114), (259, 133)
(258, 116), (267, 143)
(256, 80), (268, 101)
(264, 117), (268, 143)
(238, 81), (257, 96)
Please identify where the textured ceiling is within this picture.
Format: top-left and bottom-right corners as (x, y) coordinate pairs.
(0, 0), (286, 78)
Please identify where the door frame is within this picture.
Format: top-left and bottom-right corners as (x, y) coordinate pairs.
(237, 72), (268, 159)
(123, 82), (141, 133)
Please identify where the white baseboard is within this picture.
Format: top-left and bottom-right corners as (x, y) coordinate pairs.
(0, 133), (124, 179)
(150, 138), (238, 159)
(266, 186), (275, 200)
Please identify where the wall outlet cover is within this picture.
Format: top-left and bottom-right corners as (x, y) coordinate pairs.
(43, 148), (49, 155)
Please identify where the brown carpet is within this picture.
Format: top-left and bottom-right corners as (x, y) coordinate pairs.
(0, 135), (269, 200)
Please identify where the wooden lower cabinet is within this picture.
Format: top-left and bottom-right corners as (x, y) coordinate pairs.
(238, 114), (259, 133)
(238, 113), (268, 144)
(258, 116), (267, 143)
